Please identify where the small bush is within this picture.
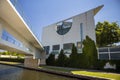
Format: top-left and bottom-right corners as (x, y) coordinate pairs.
(69, 44), (79, 68)
(56, 49), (68, 67)
(46, 53), (56, 66)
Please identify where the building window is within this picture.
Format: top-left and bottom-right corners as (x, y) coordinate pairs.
(77, 42), (82, 49)
(99, 54), (109, 60)
(110, 53), (120, 60)
(51, 45), (60, 54)
(77, 42), (82, 53)
(56, 19), (72, 35)
(63, 43), (73, 50)
(52, 45), (60, 50)
(43, 46), (50, 55)
(80, 23), (83, 42)
(1, 30), (24, 48)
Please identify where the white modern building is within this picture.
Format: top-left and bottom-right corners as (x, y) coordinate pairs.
(42, 5), (104, 57)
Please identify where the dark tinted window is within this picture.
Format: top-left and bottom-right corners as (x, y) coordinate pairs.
(110, 53), (120, 60)
(44, 46), (50, 55)
(98, 48), (108, 52)
(99, 54), (109, 60)
(52, 45), (60, 50)
(110, 47), (120, 52)
(80, 23), (83, 42)
(63, 43), (73, 50)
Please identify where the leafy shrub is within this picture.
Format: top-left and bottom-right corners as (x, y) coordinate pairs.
(56, 49), (68, 67)
(46, 53), (56, 66)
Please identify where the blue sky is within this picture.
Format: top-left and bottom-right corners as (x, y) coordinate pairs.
(17, 0), (120, 41)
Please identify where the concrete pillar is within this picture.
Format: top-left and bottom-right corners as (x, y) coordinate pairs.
(39, 52), (46, 65)
(39, 58), (46, 65)
(24, 56), (39, 68)
(0, 23), (3, 38)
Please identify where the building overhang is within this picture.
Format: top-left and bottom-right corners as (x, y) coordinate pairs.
(0, 0), (43, 51)
(93, 5), (104, 15)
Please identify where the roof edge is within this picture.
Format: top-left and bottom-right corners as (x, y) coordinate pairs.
(93, 5), (104, 15)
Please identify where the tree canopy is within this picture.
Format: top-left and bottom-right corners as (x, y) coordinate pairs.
(69, 44), (78, 67)
(56, 49), (68, 67)
(46, 53), (55, 66)
(96, 21), (120, 47)
(82, 36), (98, 68)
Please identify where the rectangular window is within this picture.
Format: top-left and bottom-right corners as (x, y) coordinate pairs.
(77, 42), (82, 53)
(99, 54), (109, 60)
(110, 53), (120, 60)
(63, 43), (73, 50)
(52, 45), (60, 50)
(44, 46), (50, 55)
(1, 30), (22, 47)
(77, 42), (82, 49)
(80, 23), (83, 42)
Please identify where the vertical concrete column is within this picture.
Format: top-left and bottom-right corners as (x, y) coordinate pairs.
(24, 56), (39, 68)
(40, 58), (46, 65)
(39, 52), (46, 65)
(0, 23), (3, 39)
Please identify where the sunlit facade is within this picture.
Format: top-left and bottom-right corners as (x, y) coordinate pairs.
(42, 5), (103, 57)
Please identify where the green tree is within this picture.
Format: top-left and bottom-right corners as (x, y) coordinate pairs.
(56, 49), (68, 67)
(69, 44), (79, 68)
(96, 21), (120, 47)
(46, 53), (56, 66)
(82, 36), (98, 68)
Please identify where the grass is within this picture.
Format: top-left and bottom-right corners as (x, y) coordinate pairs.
(39, 66), (71, 72)
(72, 70), (120, 80)
(40, 66), (120, 80)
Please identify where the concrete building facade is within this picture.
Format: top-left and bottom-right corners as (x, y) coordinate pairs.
(0, 0), (45, 67)
(42, 5), (103, 57)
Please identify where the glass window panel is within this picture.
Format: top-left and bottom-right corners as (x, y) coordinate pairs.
(98, 48), (108, 52)
(80, 23), (83, 42)
(110, 53), (120, 60)
(56, 19), (72, 35)
(52, 45), (60, 50)
(77, 42), (82, 48)
(44, 46), (50, 55)
(63, 43), (73, 50)
(99, 54), (109, 60)
(110, 47), (120, 52)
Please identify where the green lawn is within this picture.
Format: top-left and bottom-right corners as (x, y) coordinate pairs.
(39, 66), (71, 72)
(40, 66), (120, 80)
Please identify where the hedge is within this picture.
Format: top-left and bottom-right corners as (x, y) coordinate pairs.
(0, 58), (24, 63)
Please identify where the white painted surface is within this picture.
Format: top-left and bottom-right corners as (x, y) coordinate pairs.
(42, 5), (103, 55)
(104, 62), (116, 69)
